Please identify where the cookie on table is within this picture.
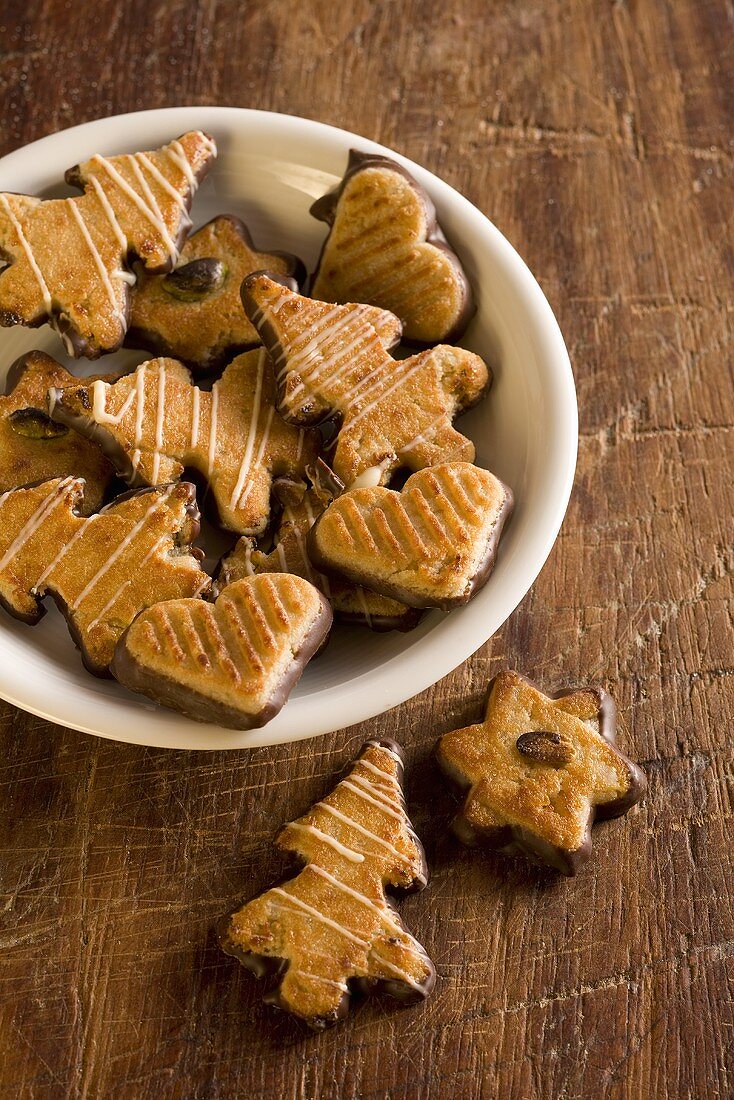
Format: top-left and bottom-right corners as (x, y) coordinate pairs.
(241, 273), (489, 489)
(112, 574), (332, 728)
(436, 670), (647, 875)
(219, 739), (435, 1028)
(127, 215), (305, 372)
(0, 131), (216, 359)
(310, 149), (475, 343)
(218, 472), (421, 633)
(0, 477), (209, 675)
(307, 461), (513, 611)
(0, 351), (115, 514)
(48, 349), (319, 535)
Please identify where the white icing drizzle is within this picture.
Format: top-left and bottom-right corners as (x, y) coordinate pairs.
(133, 365), (147, 454)
(229, 350), (265, 509)
(315, 802), (412, 866)
(370, 949), (428, 992)
(268, 288), (291, 315)
(296, 429), (305, 461)
(358, 758), (401, 788)
(340, 779), (403, 822)
(91, 378), (136, 425)
(400, 412), (446, 454)
(91, 534), (175, 633)
(165, 140), (197, 188)
(113, 269), (137, 286)
(71, 486), (172, 610)
(0, 479), (75, 573)
(0, 193), (52, 312)
(207, 382), (219, 476)
(67, 201), (121, 321)
(310, 866), (402, 932)
(290, 971), (348, 993)
(89, 175), (128, 253)
(190, 385), (201, 448)
(287, 823), (364, 863)
(85, 579), (131, 633)
(127, 154), (179, 262)
(92, 154), (178, 260)
(236, 406), (274, 510)
(365, 740), (404, 768)
(270, 890), (370, 950)
(33, 513), (91, 590)
(347, 355), (428, 434)
(135, 152), (187, 210)
(151, 360), (166, 483)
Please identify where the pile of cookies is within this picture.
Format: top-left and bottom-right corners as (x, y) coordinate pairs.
(0, 129), (647, 1032)
(0, 130), (513, 727)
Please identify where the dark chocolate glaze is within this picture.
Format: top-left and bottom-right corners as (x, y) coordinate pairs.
(111, 584), (333, 728)
(308, 148), (476, 345)
(125, 214), (306, 374)
(436, 672), (648, 876)
(0, 133), (216, 360)
(306, 474), (515, 611)
(217, 739), (435, 1028)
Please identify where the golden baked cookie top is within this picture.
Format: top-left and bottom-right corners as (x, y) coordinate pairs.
(437, 670), (646, 874)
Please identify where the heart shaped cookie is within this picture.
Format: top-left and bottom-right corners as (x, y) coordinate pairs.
(307, 462), (513, 610)
(112, 574), (333, 728)
(310, 150), (474, 343)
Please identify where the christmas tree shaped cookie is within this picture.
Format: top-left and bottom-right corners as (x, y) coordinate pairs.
(241, 273), (489, 488)
(219, 740), (435, 1028)
(0, 476), (209, 674)
(49, 349), (319, 535)
(0, 131), (216, 358)
(437, 670), (647, 874)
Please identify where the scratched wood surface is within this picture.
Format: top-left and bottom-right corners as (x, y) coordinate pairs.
(0, 1), (732, 1097)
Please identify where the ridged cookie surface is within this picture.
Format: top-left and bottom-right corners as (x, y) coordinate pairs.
(308, 462), (513, 610)
(112, 574), (332, 728)
(310, 150), (474, 343)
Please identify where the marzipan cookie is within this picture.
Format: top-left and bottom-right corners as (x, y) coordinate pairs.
(218, 474), (421, 632)
(219, 739), (435, 1028)
(128, 215), (304, 372)
(436, 670), (647, 874)
(112, 574), (332, 728)
(310, 149), (474, 343)
(0, 131), (216, 358)
(48, 349), (319, 535)
(0, 477), (209, 675)
(241, 273), (489, 488)
(0, 351), (115, 514)
(307, 462), (513, 610)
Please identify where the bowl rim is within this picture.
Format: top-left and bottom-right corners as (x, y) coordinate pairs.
(0, 105), (577, 750)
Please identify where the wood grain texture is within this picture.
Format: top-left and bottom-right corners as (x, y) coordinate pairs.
(0, 0), (732, 1096)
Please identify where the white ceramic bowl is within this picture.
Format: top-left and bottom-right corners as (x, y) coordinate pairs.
(0, 107), (576, 750)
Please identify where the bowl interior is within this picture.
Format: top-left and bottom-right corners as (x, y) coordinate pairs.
(0, 108), (576, 749)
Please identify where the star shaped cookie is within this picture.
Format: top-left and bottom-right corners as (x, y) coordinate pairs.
(127, 214), (304, 372)
(436, 670), (646, 874)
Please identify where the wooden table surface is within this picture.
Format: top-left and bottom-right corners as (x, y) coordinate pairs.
(1, 1), (732, 1097)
